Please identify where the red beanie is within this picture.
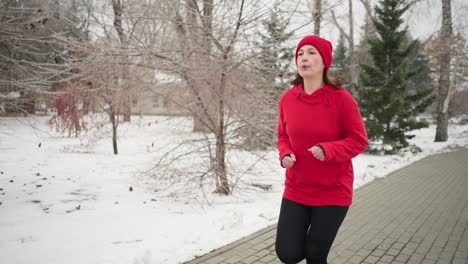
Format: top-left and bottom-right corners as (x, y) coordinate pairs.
(295, 35), (333, 70)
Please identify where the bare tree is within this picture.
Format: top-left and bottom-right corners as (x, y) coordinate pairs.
(111, 0), (132, 122)
(0, 0), (84, 115)
(139, 0), (292, 196)
(331, 0), (358, 85)
(177, 0), (214, 133)
(359, 0), (375, 21)
(312, 0), (322, 36)
(54, 0), (294, 196)
(63, 0), (165, 153)
(435, 0), (452, 141)
(157, 0), (239, 194)
(424, 32), (467, 117)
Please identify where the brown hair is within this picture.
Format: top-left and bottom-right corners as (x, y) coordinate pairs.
(290, 69), (344, 88)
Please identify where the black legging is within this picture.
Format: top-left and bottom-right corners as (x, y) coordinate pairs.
(275, 198), (349, 264)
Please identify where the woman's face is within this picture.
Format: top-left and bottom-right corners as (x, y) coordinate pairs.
(296, 44), (325, 79)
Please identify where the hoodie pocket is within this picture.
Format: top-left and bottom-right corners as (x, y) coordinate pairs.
(287, 155), (338, 187)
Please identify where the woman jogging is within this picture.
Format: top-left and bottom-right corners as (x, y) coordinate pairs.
(275, 35), (368, 264)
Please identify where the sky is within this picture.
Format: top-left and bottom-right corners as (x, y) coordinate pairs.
(286, 0), (468, 45)
(82, 0), (468, 48)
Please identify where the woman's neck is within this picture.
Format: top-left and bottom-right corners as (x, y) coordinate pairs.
(303, 77), (324, 95)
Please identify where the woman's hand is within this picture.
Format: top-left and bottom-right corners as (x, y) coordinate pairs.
(309, 146), (325, 161)
(282, 154), (296, 168)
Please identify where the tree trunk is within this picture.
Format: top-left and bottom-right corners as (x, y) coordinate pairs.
(192, 95), (212, 132)
(124, 94), (131, 121)
(348, 0), (358, 87)
(359, 0), (375, 21)
(182, 0), (210, 132)
(122, 93), (131, 122)
(313, 0), (321, 36)
(435, 0), (452, 142)
(214, 67), (229, 195)
(112, 0), (131, 122)
(202, 0), (213, 54)
(109, 108), (119, 155)
(72, 95), (80, 137)
(191, 0), (214, 133)
(193, 95), (211, 132)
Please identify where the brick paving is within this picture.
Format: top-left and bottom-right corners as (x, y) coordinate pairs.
(185, 148), (468, 264)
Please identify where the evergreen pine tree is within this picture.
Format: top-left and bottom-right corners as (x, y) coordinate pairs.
(256, 5), (294, 100)
(357, 0), (435, 154)
(407, 40), (436, 103)
(237, 4), (294, 150)
(355, 14), (377, 77)
(332, 34), (351, 91)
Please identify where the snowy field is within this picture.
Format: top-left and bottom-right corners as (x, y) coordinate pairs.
(0, 114), (467, 264)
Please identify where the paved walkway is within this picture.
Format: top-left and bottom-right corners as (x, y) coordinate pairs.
(185, 148), (468, 264)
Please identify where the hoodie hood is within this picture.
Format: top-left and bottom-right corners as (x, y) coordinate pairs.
(292, 84), (331, 105)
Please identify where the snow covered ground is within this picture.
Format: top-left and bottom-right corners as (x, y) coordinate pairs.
(0, 114), (467, 264)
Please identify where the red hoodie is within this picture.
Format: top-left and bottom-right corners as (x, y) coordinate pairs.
(277, 84), (368, 206)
